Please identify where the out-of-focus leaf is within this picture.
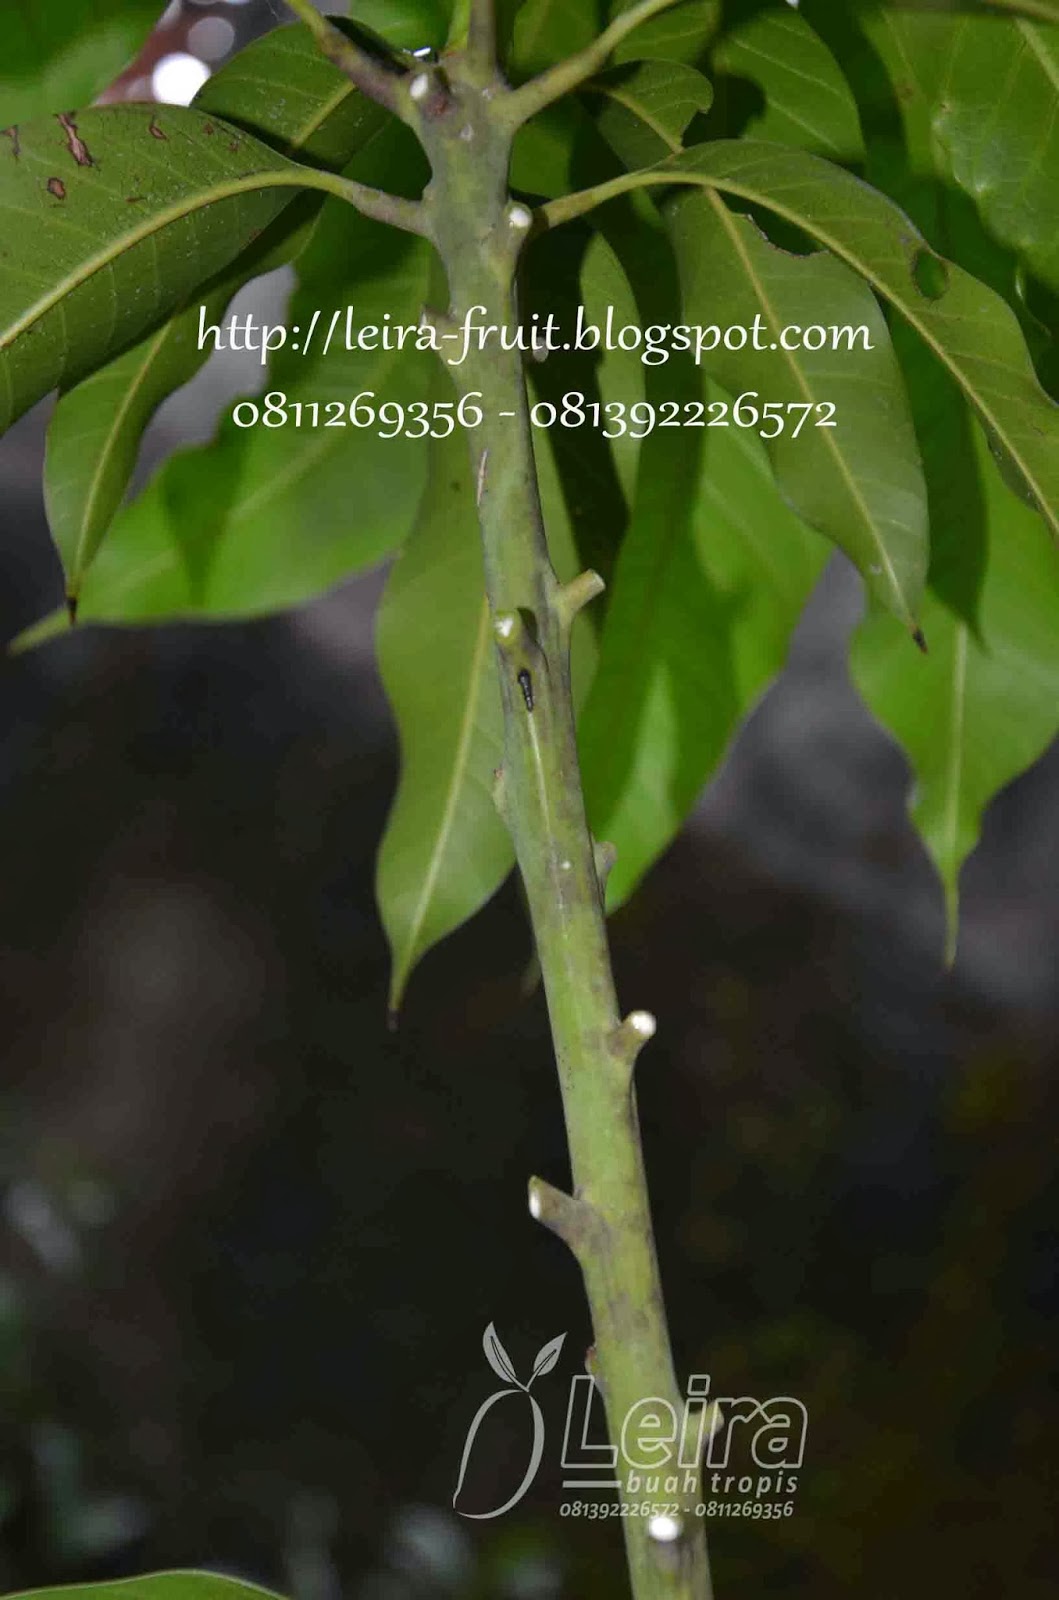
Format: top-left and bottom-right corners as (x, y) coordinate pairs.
(0, 105), (322, 436)
(344, 0), (450, 50)
(852, 408), (1059, 959)
(15, 138), (433, 641)
(870, 10), (1059, 292)
(375, 387), (514, 1013)
(0, 1), (162, 124)
(545, 139), (1059, 545)
(711, 7), (864, 160)
(4, 1575), (282, 1600)
(44, 24), (390, 604)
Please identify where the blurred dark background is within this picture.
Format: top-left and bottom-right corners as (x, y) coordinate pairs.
(0, 3), (1057, 1597)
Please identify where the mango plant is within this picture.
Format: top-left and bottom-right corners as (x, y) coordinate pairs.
(2, 0), (1058, 1595)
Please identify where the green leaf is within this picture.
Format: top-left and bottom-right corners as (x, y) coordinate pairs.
(608, 0), (721, 66)
(16, 163), (434, 640)
(588, 75), (926, 625)
(711, 7), (865, 160)
(871, 10), (1059, 292)
(3, 1574), (282, 1600)
(563, 194), (827, 905)
(0, 1), (162, 124)
(587, 58), (714, 165)
(668, 191), (928, 626)
(546, 139), (1059, 547)
(581, 369), (828, 907)
(0, 104), (321, 436)
(510, 0), (720, 79)
(376, 402), (514, 1012)
(851, 408), (1059, 960)
(44, 23), (389, 602)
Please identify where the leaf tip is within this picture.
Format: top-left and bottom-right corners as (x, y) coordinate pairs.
(912, 626), (928, 655)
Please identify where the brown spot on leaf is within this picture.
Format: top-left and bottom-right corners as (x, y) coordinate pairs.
(203, 122), (215, 134)
(47, 176), (66, 200)
(126, 194), (144, 203)
(2, 125), (20, 160)
(148, 117), (168, 141)
(227, 140), (241, 154)
(56, 111), (94, 167)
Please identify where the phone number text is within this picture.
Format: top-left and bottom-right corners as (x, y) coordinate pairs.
(232, 390), (837, 440)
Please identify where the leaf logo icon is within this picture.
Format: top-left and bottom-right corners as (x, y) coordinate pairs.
(483, 1321), (521, 1387)
(453, 1323), (567, 1518)
(531, 1331), (566, 1383)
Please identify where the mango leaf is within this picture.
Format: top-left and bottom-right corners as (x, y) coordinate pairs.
(565, 188), (827, 905)
(4, 1576), (282, 1600)
(609, 0), (721, 66)
(544, 139), (1059, 547)
(510, 0), (720, 79)
(581, 367), (828, 907)
(375, 408), (513, 1013)
(0, 104), (330, 436)
(587, 80), (926, 626)
(870, 10), (1059, 293)
(586, 58), (714, 162)
(670, 194), (928, 626)
(16, 146), (434, 641)
(0, 0), (162, 124)
(711, 7), (865, 160)
(44, 23), (390, 604)
(852, 398), (1059, 960)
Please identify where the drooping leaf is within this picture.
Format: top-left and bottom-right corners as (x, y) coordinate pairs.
(573, 201), (827, 907)
(375, 389), (514, 1013)
(0, 104), (327, 436)
(544, 139), (1059, 546)
(581, 370), (828, 907)
(43, 23), (390, 603)
(588, 80), (926, 625)
(0, 0), (163, 124)
(711, 6), (865, 160)
(3, 1576), (282, 1600)
(852, 409), (1059, 959)
(15, 137), (434, 641)
(870, 9), (1059, 293)
(669, 193), (928, 626)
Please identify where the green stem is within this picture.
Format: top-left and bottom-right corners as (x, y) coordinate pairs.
(406, 36), (713, 1600)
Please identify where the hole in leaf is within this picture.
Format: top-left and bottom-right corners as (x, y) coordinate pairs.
(913, 249), (948, 301)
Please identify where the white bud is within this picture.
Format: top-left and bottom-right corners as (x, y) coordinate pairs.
(528, 1186), (542, 1221)
(648, 1513), (682, 1544)
(409, 73), (431, 102)
(509, 203), (533, 231)
(627, 1010), (657, 1042)
(494, 614), (516, 641)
